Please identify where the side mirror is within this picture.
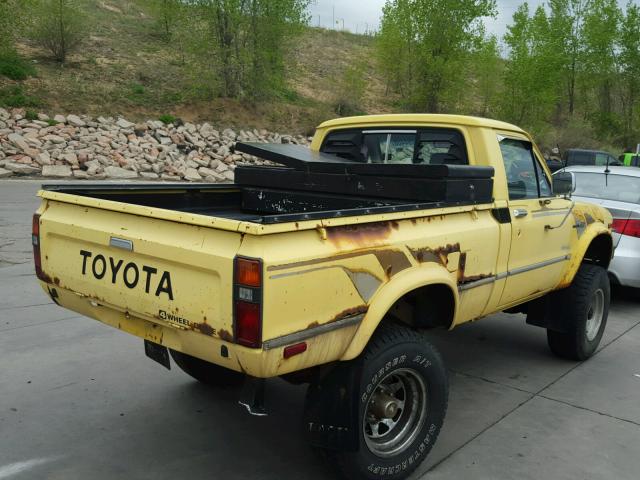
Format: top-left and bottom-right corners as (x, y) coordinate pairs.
(553, 171), (575, 196)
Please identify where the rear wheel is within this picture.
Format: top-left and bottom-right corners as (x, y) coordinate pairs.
(317, 324), (448, 480)
(547, 264), (610, 360)
(169, 349), (244, 387)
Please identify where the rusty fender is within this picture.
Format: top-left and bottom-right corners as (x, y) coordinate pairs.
(340, 263), (458, 361)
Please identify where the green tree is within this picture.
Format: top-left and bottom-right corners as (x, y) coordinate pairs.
(377, 0), (497, 112)
(333, 60), (368, 116)
(469, 34), (502, 117)
(0, 0), (35, 54)
(618, 1), (640, 144)
(547, 0), (591, 116)
(146, 0), (183, 40)
(502, 4), (564, 127)
(30, 0), (87, 63)
(582, 0), (621, 134)
(186, 0), (309, 100)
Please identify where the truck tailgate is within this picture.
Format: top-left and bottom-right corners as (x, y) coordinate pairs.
(38, 198), (242, 339)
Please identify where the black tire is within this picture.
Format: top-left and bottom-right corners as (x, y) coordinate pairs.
(169, 349), (244, 387)
(327, 324), (448, 480)
(547, 264), (610, 361)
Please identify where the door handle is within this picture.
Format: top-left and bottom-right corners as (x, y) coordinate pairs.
(513, 208), (528, 218)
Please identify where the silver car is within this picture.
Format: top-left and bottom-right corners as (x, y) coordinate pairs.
(558, 166), (640, 288)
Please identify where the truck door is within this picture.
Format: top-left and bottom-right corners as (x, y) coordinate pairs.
(497, 136), (574, 307)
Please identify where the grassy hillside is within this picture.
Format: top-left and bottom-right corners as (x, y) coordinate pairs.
(1, 0), (391, 134)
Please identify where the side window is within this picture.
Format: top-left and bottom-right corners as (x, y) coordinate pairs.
(498, 137), (548, 200)
(533, 153), (552, 197)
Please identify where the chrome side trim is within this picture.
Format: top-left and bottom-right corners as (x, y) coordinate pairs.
(363, 130), (417, 134)
(458, 255), (571, 291)
(459, 276), (498, 291)
(508, 255), (570, 276)
(262, 314), (364, 350)
(531, 209), (571, 218)
(109, 237), (133, 251)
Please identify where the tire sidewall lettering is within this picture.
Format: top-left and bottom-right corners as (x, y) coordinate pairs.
(361, 354), (406, 404)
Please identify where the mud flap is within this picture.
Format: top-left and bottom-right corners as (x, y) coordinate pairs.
(303, 361), (362, 452)
(525, 290), (571, 333)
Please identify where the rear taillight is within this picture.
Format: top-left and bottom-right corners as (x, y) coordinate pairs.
(233, 257), (262, 348)
(32, 213), (46, 281)
(612, 218), (640, 238)
(611, 218), (628, 234)
(622, 219), (640, 238)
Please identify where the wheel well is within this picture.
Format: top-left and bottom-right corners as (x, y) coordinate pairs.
(386, 284), (455, 330)
(583, 234), (613, 269)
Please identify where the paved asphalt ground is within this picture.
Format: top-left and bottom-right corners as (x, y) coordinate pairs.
(1, 179), (639, 479)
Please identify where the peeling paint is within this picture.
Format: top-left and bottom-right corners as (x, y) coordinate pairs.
(326, 221), (395, 249)
(218, 329), (233, 342)
(409, 243), (461, 267)
(373, 250), (412, 278)
(332, 305), (369, 322)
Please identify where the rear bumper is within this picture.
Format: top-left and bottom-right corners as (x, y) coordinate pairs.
(39, 282), (360, 378)
(609, 235), (640, 288)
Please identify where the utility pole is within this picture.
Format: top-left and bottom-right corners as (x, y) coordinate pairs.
(332, 5), (335, 30)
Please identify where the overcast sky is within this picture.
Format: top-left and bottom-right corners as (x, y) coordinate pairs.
(308, 0), (629, 39)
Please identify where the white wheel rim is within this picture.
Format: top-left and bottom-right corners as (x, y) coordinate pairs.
(585, 288), (605, 342)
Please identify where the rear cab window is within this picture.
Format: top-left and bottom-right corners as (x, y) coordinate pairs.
(320, 127), (469, 166)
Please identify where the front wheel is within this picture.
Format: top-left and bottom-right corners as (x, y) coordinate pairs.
(547, 264), (610, 360)
(320, 324), (448, 480)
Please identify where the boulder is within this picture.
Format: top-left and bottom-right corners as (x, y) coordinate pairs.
(42, 165), (73, 177)
(116, 118), (135, 129)
(184, 168), (202, 182)
(3, 162), (40, 175)
(8, 133), (29, 151)
(73, 170), (90, 179)
(104, 166), (138, 179)
(0, 167), (12, 178)
(139, 172), (159, 179)
(53, 114), (66, 124)
(66, 114), (86, 127)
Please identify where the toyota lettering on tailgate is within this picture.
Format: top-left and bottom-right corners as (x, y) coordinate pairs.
(79, 250), (173, 299)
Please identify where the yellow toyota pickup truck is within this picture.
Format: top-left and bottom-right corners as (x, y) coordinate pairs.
(33, 115), (613, 480)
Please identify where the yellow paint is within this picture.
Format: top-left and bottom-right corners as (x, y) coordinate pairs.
(36, 114), (612, 378)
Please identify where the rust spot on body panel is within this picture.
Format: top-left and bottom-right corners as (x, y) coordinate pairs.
(332, 305), (369, 322)
(457, 252), (468, 283)
(327, 221), (395, 249)
(409, 243), (461, 267)
(218, 329), (233, 342)
(458, 273), (493, 284)
(195, 322), (215, 336)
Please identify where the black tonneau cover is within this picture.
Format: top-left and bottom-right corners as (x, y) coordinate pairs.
(235, 142), (494, 178)
(234, 142), (494, 204)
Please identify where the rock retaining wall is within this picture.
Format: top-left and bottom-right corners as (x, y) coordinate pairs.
(0, 108), (311, 181)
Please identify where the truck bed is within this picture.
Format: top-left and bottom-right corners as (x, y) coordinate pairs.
(41, 143), (495, 224)
(41, 182), (486, 225)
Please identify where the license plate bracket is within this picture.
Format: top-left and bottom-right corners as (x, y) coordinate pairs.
(144, 340), (171, 370)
